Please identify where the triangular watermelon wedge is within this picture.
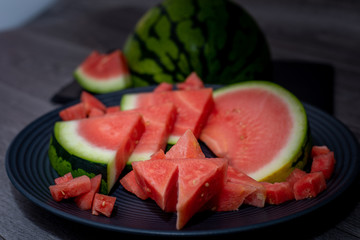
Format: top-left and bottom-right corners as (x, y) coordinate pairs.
(121, 88), (214, 144)
(132, 159), (179, 211)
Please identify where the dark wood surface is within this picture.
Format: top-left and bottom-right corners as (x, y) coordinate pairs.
(1, 0), (359, 239)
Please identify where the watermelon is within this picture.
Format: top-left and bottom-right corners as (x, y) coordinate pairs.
(132, 158), (228, 229)
(49, 175), (91, 202)
(286, 168), (307, 188)
(54, 172), (73, 185)
(74, 50), (131, 94)
(154, 82), (173, 92)
(226, 166), (266, 208)
(123, 0), (271, 87)
(165, 129), (205, 159)
(48, 111), (145, 194)
(311, 145), (330, 158)
(177, 72), (205, 90)
(92, 193), (117, 217)
(59, 103), (86, 121)
(119, 171), (149, 200)
(80, 91), (106, 115)
(132, 159), (179, 211)
(311, 151), (336, 180)
(293, 172), (327, 200)
(126, 103), (177, 165)
(121, 87), (214, 144)
(74, 174), (102, 210)
(262, 182), (294, 205)
(200, 81), (311, 183)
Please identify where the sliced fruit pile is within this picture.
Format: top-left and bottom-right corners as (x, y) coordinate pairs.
(49, 173), (116, 217)
(48, 73), (336, 230)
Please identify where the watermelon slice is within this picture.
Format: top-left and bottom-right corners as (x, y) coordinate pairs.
(80, 91), (106, 115)
(59, 103), (87, 121)
(119, 171), (148, 200)
(74, 50), (131, 94)
(121, 88), (214, 144)
(165, 129), (205, 159)
(132, 159), (179, 211)
(125, 103), (177, 165)
(48, 111), (145, 194)
(176, 72), (204, 90)
(200, 81), (311, 183)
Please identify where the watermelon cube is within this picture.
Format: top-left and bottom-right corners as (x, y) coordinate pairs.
(49, 175), (91, 202)
(311, 145), (330, 158)
(286, 168), (307, 188)
(311, 151), (336, 180)
(262, 182), (294, 205)
(92, 193), (116, 217)
(293, 172), (327, 200)
(54, 172), (73, 185)
(74, 174), (102, 210)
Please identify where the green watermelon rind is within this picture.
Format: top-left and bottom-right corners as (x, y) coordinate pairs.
(123, 0), (272, 87)
(212, 81), (311, 183)
(74, 67), (132, 94)
(48, 121), (117, 194)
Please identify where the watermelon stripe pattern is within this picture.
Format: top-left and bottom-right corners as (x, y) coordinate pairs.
(123, 0), (271, 87)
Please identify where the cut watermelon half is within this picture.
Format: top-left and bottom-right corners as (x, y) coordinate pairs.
(121, 88), (214, 144)
(200, 81), (311, 183)
(48, 111), (145, 194)
(74, 50), (132, 94)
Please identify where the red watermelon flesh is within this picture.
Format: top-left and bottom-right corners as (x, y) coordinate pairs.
(293, 172), (327, 200)
(88, 107), (105, 118)
(132, 159), (179, 211)
(175, 158), (227, 230)
(121, 88), (214, 144)
(226, 166), (266, 207)
(126, 103), (177, 164)
(262, 182), (294, 205)
(92, 193), (116, 217)
(286, 168), (307, 188)
(81, 50), (129, 79)
(177, 72), (204, 90)
(311, 145), (330, 158)
(59, 103), (87, 121)
(76, 111), (145, 192)
(80, 91), (106, 115)
(166, 129), (205, 159)
(74, 174), (102, 210)
(311, 151), (336, 180)
(201, 88), (292, 174)
(150, 149), (166, 160)
(203, 181), (255, 212)
(120, 170), (148, 200)
(49, 175), (91, 202)
(54, 172), (73, 185)
(154, 82), (173, 92)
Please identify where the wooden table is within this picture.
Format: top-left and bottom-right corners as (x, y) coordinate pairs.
(1, 0), (359, 239)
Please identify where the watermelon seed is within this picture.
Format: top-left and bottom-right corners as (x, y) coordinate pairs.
(61, 190), (65, 196)
(102, 201), (106, 207)
(205, 182), (209, 187)
(201, 193), (204, 198)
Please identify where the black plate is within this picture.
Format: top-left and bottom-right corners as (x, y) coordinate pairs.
(5, 86), (360, 237)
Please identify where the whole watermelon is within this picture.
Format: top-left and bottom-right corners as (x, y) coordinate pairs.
(123, 0), (272, 86)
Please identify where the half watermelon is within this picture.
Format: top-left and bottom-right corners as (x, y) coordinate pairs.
(200, 81), (311, 183)
(74, 50), (132, 94)
(48, 111), (145, 194)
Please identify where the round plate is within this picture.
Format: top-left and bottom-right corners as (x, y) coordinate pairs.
(5, 86), (360, 237)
